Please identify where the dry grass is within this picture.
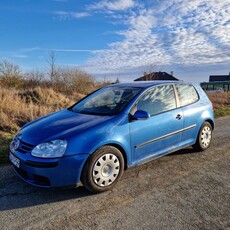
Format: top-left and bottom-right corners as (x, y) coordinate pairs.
(0, 86), (79, 132)
(207, 91), (230, 108)
(207, 91), (230, 117)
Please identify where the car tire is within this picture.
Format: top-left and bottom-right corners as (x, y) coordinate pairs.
(193, 122), (212, 151)
(81, 146), (124, 193)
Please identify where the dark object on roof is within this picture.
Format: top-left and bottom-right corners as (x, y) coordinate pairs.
(134, 72), (179, 81)
(209, 72), (230, 82)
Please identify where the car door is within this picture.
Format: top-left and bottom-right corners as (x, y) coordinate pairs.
(175, 84), (203, 145)
(129, 84), (184, 165)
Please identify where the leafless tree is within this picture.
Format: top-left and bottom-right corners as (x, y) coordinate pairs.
(47, 51), (58, 82)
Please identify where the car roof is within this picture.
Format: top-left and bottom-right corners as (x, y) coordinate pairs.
(109, 81), (185, 89)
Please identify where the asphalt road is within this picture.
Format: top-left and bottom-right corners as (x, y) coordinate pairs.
(0, 116), (230, 230)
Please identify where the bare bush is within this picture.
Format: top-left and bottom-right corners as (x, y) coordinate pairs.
(0, 60), (21, 78)
(52, 67), (96, 95)
(25, 70), (45, 83)
(0, 60), (23, 88)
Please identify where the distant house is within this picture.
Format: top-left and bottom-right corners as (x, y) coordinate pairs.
(201, 72), (230, 91)
(134, 71), (179, 81)
(209, 73), (230, 82)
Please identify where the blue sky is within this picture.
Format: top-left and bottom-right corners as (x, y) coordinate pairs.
(0, 0), (229, 83)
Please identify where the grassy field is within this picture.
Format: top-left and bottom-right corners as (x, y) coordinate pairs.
(0, 87), (230, 165)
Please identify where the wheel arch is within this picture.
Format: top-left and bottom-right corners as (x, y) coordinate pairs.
(104, 143), (128, 170)
(83, 143), (129, 171)
(205, 119), (214, 130)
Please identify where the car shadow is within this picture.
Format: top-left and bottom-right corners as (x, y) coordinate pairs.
(0, 167), (93, 211)
(167, 147), (196, 156)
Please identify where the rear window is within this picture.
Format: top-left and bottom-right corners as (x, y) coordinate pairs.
(176, 84), (199, 107)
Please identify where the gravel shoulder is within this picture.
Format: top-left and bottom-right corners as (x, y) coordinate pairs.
(0, 116), (230, 230)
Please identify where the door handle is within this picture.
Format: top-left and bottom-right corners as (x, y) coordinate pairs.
(176, 114), (182, 120)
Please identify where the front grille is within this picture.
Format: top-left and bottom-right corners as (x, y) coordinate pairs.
(11, 136), (35, 154)
(18, 140), (34, 154)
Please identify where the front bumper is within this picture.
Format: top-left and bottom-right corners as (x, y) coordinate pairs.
(9, 151), (89, 188)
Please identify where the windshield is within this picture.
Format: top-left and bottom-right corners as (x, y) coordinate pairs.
(71, 86), (142, 115)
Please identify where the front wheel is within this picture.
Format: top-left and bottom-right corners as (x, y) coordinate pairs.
(193, 122), (213, 151)
(81, 146), (124, 193)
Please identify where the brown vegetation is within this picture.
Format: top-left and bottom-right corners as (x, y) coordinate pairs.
(0, 60), (114, 133)
(207, 91), (230, 117)
(0, 85), (76, 132)
(207, 91), (230, 108)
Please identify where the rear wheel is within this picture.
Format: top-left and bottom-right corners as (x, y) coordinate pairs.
(193, 122), (212, 151)
(81, 146), (124, 193)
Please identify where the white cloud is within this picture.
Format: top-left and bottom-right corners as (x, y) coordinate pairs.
(20, 47), (103, 55)
(89, 0), (136, 11)
(12, 54), (28, 58)
(84, 0), (230, 76)
(52, 0), (68, 2)
(19, 47), (40, 52)
(42, 48), (101, 54)
(73, 12), (90, 18)
(54, 11), (90, 20)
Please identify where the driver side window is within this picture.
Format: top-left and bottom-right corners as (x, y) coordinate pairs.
(137, 84), (176, 116)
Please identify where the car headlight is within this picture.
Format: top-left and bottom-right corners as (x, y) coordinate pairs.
(31, 139), (67, 158)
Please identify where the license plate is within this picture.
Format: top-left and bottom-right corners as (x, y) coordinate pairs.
(9, 152), (20, 168)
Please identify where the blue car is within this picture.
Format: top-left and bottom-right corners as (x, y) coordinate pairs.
(9, 81), (214, 193)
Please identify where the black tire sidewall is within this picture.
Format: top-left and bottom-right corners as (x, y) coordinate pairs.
(82, 146), (124, 193)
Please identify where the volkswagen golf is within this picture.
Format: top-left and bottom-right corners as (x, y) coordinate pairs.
(9, 81), (214, 193)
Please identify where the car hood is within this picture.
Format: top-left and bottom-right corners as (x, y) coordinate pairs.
(19, 109), (115, 145)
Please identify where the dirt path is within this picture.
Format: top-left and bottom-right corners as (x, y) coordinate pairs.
(0, 116), (230, 230)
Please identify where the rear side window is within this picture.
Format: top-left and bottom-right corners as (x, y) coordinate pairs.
(176, 84), (199, 107)
(136, 84), (176, 116)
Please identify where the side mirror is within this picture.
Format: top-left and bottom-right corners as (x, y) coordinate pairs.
(132, 110), (150, 120)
